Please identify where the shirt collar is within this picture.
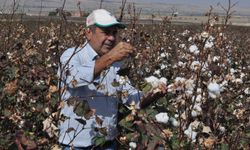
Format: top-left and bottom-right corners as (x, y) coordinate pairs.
(84, 42), (98, 60)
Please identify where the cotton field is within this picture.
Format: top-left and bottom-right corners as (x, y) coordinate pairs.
(0, 9), (250, 150)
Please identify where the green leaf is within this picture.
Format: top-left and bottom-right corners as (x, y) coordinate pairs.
(95, 127), (107, 136)
(93, 136), (106, 147)
(118, 118), (134, 132)
(111, 80), (120, 87)
(220, 144), (229, 150)
(73, 100), (91, 117)
(142, 83), (152, 93)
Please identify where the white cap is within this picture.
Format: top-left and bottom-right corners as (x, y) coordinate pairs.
(86, 9), (125, 28)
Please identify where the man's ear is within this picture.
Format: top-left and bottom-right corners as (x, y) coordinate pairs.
(85, 28), (92, 41)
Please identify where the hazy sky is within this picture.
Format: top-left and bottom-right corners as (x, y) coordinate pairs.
(0, 0), (249, 16)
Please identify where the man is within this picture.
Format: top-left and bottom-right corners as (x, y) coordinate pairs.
(58, 9), (166, 150)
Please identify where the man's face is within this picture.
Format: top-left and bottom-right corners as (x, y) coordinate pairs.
(86, 26), (118, 56)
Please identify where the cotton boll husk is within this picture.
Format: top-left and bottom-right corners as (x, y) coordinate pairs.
(155, 112), (169, 124)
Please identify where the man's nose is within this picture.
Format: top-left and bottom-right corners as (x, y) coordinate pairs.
(107, 34), (115, 41)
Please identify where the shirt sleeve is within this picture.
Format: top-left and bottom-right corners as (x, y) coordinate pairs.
(58, 47), (95, 88)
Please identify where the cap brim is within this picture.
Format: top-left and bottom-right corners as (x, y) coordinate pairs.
(95, 22), (126, 29)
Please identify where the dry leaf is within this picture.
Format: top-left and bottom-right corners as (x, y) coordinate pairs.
(49, 85), (58, 93)
(202, 126), (212, 134)
(204, 137), (215, 149)
(161, 129), (173, 139)
(4, 79), (18, 95)
(15, 130), (37, 150)
(95, 115), (103, 126)
(37, 138), (48, 145)
(71, 79), (78, 88)
(51, 144), (62, 150)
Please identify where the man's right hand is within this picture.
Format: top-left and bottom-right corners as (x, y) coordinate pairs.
(108, 42), (135, 62)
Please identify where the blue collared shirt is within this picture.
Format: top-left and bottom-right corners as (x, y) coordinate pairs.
(58, 43), (142, 147)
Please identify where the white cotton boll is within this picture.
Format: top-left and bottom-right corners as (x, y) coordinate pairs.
(154, 70), (161, 76)
(170, 117), (180, 127)
(240, 73), (245, 78)
(230, 68), (236, 74)
(37, 40), (43, 45)
(205, 41), (213, 48)
(189, 45), (199, 55)
(178, 61), (186, 67)
(190, 61), (201, 71)
(185, 79), (195, 92)
(233, 78), (243, 84)
(219, 126), (226, 133)
(145, 76), (159, 88)
(244, 88), (250, 95)
(205, 36), (214, 48)
(201, 31), (209, 38)
(182, 30), (190, 36)
(192, 94), (202, 103)
(207, 82), (221, 99)
(184, 127), (197, 142)
(159, 77), (167, 84)
(129, 142), (137, 149)
(119, 76), (126, 85)
(191, 110), (198, 117)
(175, 77), (186, 83)
(179, 44), (186, 49)
(194, 104), (202, 112)
(213, 56), (220, 62)
(167, 84), (174, 93)
(191, 104), (202, 117)
(188, 37), (193, 41)
(155, 112), (169, 124)
(160, 64), (167, 70)
(160, 53), (166, 58)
